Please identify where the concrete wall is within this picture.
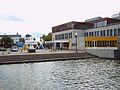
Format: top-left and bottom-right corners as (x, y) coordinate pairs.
(86, 49), (115, 58)
(70, 37), (85, 50)
(114, 50), (120, 59)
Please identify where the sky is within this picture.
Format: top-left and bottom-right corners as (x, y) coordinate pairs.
(0, 0), (120, 37)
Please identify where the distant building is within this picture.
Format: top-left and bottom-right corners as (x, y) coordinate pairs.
(112, 12), (120, 19)
(24, 36), (38, 48)
(0, 34), (21, 47)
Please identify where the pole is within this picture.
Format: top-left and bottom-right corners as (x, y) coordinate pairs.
(75, 33), (78, 53)
(53, 38), (54, 51)
(76, 35), (77, 53)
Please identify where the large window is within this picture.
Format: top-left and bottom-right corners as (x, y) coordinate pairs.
(86, 40), (117, 48)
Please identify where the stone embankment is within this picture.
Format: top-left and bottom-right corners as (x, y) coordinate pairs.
(0, 50), (96, 65)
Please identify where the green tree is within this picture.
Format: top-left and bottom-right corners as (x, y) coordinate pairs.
(42, 32), (52, 41)
(1, 35), (12, 47)
(47, 32), (52, 41)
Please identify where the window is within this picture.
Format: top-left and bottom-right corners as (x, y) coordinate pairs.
(107, 30), (109, 36)
(89, 32), (91, 36)
(97, 41), (100, 47)
(86, 32), (88, 37)
(103, 30), (105, 36)
(92, 32), (94, 36)
(100, 31), (102, 36)
(69, 32), (72, 38)
(58, 34), (60, 39)
(114, 40), (117, 47)
(90, 41), (92, 47)
(95, 31), (97, 36)
(110, 29), (113, 36)
(97, 22), (103, 27)
(62, 34), (64, 39)
(114, 29), (117, 36)
(85, 33), (86, 37)
(65, 33), (68, 39)
(106, 41), (109, 47)
(110, 41), (114, 47)
(94, 41), (96, 47)
(118, 28), (120, 36)
(55, 35), (57, 40)
(97, 31), (99, 36)
(85, 41), (87, 47)
(104, 41), (107, 47)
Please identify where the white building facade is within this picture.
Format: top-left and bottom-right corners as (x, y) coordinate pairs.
(52, 21), (94, 50)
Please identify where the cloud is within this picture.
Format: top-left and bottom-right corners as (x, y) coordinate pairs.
(0, 14), (24, 22)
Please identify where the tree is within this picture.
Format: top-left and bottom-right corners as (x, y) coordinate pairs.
(1, 35), (13, 47)
(42, 32), (52, 41)
(47, 32), (52, 41)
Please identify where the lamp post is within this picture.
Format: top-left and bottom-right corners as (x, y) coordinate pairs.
(75, 33), (78, 53)
(3, 42), (4, 48)
(53, 38), (54, 51)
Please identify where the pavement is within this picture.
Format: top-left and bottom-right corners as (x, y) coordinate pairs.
(0, 49), (86, 56)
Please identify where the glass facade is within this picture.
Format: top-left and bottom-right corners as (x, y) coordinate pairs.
(55, 32), (72, 40)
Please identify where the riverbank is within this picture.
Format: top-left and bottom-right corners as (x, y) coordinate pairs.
(0, 49), (96, 65)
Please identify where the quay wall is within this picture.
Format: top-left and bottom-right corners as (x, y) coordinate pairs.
(86, 49), (120, 59)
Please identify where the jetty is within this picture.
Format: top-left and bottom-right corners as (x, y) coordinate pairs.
(0, 49), (96, 65)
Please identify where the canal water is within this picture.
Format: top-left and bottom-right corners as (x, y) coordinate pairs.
(0, 58), (120, 90)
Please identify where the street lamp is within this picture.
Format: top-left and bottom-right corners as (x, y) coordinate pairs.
(3, 42), (4, 48)
(53, 38), (54, 51)
(75, 33), (78, 53)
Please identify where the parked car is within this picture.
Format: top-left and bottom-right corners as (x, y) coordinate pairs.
(0, 47), (6, 51)
(11, 46), (18, 52)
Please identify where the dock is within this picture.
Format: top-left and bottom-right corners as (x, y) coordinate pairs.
(0, 49), (96, 65)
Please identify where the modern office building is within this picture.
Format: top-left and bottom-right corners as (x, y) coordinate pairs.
(84, 17), (120, 58)
(52, 13), (120, 59)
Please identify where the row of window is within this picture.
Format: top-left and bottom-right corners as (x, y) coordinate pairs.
(71, 43), (76, 46)
(94, 21), (107, 28)
(55, 32), (72, 40)
(85, 28), (120, 37)
(85, 40), (117, 47)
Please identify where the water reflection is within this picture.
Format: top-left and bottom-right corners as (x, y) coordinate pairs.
(0, 58), (120, 90)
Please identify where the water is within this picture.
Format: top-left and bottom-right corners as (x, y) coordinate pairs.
(0, 58), (120, 90)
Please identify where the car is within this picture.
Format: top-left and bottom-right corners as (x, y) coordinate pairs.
(11, 46), (18, 52)
(0, 47), (6, 51)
